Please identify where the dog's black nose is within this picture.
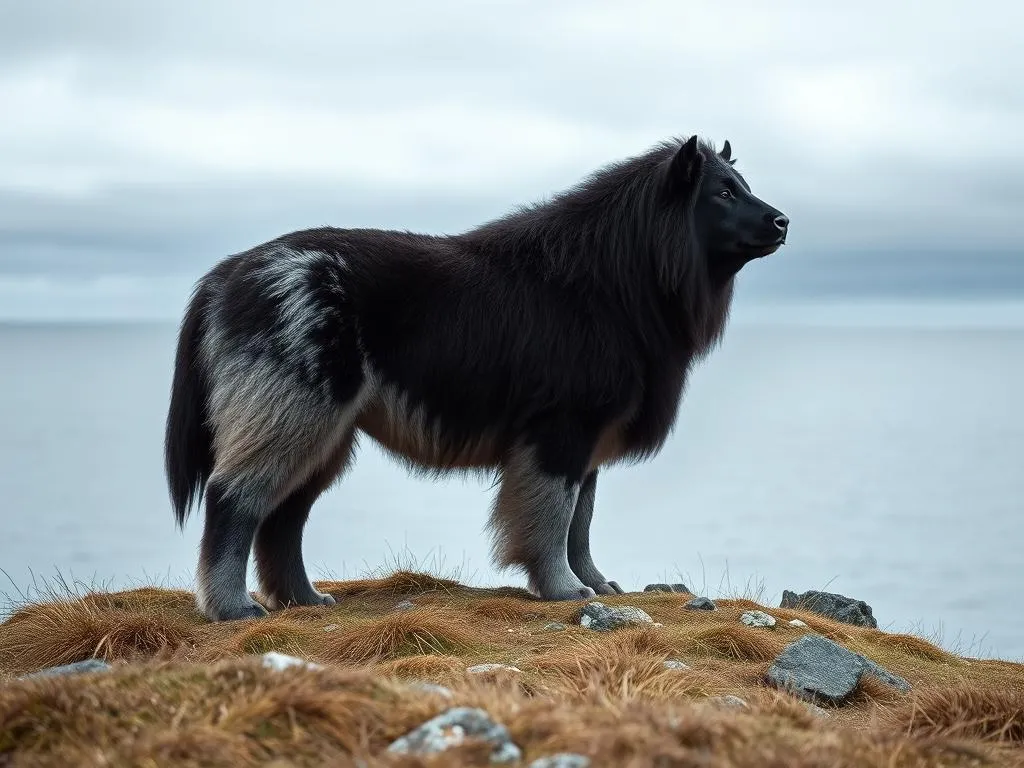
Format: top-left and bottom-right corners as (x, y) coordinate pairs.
(771, 214), (789, 232)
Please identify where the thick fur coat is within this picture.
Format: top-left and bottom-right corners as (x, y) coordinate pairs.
(165, 135), (789, 621)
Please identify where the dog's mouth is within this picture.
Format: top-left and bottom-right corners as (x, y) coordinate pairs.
(741, 237), (786, 258)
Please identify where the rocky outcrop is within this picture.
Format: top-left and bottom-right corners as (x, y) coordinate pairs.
(780, 590), (877, 628)
(644, 583), (690, 593)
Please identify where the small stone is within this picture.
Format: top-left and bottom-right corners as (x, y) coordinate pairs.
(529, 754), (591, 768)
(387, 707), (520, 762)
(323, 623), (339, 632)
(780, 589), (878, 628)
(260, 652), (322, 672)
(579, 602), (653, 631)
(543, 621), (568, 632)
(663, 659), (690, 670)
(644, 583), (689, 593)
(788, 619), (808, 628)
(394, 600), (416, 611)
(740, 610), (777, 628)
(709, 695), (749, 709)
(766, 634), (910, 705)
(467, 663), (522, 674)
(21, 658), (111, 679)
(684, 596), (717, 611)
(805, 702), (831, 718)
(407, 681), (455, 699)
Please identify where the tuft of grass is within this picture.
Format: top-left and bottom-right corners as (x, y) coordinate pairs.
(0, 595), (194, 674)
(321, 608), (481, 663)
(887, 687), (1024, 744)
(317, 569), (460, 598)
(688, 625), (785, 662)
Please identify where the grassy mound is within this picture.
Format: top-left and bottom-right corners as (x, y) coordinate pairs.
(1, 571), (1023, 766)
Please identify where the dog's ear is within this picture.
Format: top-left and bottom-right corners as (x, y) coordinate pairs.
(667, 135), (705, 197)
(720, 139), (732, 162)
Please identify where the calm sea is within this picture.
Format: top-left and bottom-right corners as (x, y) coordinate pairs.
(2, 304), (1022, 660)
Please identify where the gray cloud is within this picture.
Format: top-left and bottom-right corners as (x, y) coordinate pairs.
(0, 0), (1022, 315)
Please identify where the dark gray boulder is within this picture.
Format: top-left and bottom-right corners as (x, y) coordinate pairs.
(684, 596), (717, 611)
(766, 634), (910, 704)
(780, 589), (877, 628)
(644, 583), (689, 593)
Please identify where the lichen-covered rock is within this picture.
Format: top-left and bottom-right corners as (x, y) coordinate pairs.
(780, 589), (877, 628)
(467, 663), (522, 674)
(260, 652), (322, 672)
(684, 596), (717, 611)
(387, 707), (521, 762)
(21, 658), (111, 679)
(644, 583), (689, 593)
(663, 659), (690, 670)
(766, 634), (910, 704)
(740, 610), (777, 628)
(529, 753), (591, 768)
(579, 602), (653, 631)
(394, 600), (416, 611)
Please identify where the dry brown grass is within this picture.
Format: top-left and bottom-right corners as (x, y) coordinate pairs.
(1, 571), (1023, 767)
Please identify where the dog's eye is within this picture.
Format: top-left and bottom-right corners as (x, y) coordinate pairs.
(718, 189), (733, 200)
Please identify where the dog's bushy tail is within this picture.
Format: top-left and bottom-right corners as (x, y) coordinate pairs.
(165, 281), (215, 528)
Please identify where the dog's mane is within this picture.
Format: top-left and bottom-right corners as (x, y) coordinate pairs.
(459, 137), (733, 351)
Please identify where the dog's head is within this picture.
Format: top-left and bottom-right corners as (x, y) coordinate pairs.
(663, 136), (789, 283)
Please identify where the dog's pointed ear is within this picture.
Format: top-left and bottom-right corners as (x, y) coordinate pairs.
(667, 135), (704, 195)
(720, 139), (732, 162)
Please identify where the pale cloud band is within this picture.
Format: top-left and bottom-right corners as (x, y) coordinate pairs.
(0, 1), (1021, 317)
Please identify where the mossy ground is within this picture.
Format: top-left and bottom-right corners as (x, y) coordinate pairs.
(1, 570), (1023, 766)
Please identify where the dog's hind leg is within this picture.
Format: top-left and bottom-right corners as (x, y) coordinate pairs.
(567, 469), (624, 595)
(488, 443), (596, 601)
(197, 366), (366, 622)
(253, 430), (357, 610)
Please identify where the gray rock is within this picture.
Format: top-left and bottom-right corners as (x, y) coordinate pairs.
(543, 621), (568, 632)
(22, 658), (111, 679)
(579, 602), (653, 631)
(684, 596), (717, 611)
(740, 610), (777, 628)
(644, 583), (689, 593)
(529, 754), (591, 768)
(663, 659), (690, 670)
(805, 702), (831, 718)
(394, 600), (416, 611)
(766, 634), (910, 704)
(323, 623), (339, 632)
(407, 681), (455, 699)
(709, 695), (749, 709)
(780, 589), (877, 629)
(260, 652), (322, 672)
(387, 707), (521, 762)
(467, 663), (522, 674)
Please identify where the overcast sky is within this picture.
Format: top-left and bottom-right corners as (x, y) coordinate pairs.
(1, 1), (1022, 318)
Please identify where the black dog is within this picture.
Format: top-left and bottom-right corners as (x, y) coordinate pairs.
(165, 135), (789, 621)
